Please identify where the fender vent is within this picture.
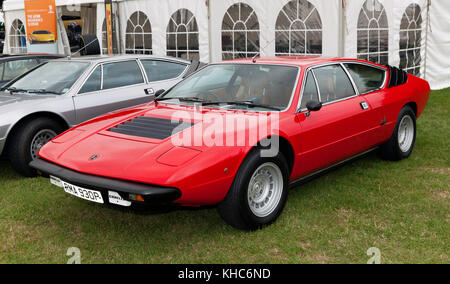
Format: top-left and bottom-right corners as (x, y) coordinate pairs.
(108, 116), (194, 140)
(387, 65), (408, 88)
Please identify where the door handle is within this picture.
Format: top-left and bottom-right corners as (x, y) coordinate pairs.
(360, 101), (370, 110)
(144, 88), (154, 95)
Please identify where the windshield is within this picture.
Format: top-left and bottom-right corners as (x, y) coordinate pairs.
(7, 61), (90, 95)
(160, 64), (299, 111)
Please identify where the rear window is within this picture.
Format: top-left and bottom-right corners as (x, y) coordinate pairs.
(344, 63), (385, 94)
(141, 60), (187, 82)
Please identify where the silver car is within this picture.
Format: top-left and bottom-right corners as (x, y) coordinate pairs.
(0, 55), (202, 176)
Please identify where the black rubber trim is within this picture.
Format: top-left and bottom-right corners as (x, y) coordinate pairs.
(29, 158), (181, 203)
(387, 65), (408, 88)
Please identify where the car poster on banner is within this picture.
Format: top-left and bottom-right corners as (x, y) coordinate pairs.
(24, 0), (58, 54)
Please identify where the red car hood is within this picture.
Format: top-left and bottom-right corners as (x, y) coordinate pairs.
(38, 103), (282, 185)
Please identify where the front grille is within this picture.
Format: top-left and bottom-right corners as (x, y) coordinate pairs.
(108, 116), (194, 140)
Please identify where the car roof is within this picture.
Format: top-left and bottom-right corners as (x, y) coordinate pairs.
(54, 54), (192, 65)
(220, 56), (386, 69)
(0, 54), (65, 60)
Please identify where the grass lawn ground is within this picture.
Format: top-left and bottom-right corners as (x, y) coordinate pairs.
(0, 89), (448, 264)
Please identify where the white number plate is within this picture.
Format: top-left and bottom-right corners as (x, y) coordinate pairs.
(60, 180), (104, 204)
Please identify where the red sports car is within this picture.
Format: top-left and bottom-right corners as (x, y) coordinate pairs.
(30, 57), (430, 230)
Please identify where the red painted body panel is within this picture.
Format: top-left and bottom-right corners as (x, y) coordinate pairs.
(37, 57), (431, 206)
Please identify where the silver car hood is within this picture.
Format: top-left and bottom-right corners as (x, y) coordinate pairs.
(0, 92), (57, 108)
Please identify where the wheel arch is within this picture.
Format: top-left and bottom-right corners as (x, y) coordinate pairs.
(404, 102), (418, 117)
(246, 135), (295, 175)
(4, 111), (70, 153)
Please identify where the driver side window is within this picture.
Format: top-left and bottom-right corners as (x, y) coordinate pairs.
(300, 71), (320, 110)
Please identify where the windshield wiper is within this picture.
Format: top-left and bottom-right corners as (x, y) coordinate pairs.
(27, 89), (62, 95)
(202, 101), (282, 111)
(155, 97), (210, 104)
(6, 88), (61, 95)
(7, 87), (29, 94)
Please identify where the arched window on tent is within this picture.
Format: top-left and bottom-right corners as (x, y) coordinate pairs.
(9, 19), (27, 54)
(102, 18), (119, 54)
(400, 4), (422, 76)
(125, 11), (152, 54)
(275, 0), (322, 56)
(167, 9), (199, 61)
(221, 3), (260, 60)
(357, 0), (389, 65)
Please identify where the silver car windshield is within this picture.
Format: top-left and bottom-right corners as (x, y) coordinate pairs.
(159, 64), (299, 111)
(8, 61), (90, 95)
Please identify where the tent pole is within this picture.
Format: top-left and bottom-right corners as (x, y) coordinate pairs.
(339, 0), (346, 58)
(424, 0), (431, 80)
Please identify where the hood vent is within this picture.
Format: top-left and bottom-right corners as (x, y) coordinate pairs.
(108, 116), (194, 140)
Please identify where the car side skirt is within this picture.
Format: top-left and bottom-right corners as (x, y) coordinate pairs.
(289, 147), (378, 189)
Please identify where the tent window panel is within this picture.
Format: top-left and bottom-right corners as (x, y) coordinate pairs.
(166, 9), (199, 61)
(221, 3), (260, 60)
(399, 3), (423, 76)
(357, 0), (389, 65)
(9, 19), (27, 54)
(357, 30), (369, 54)
(125, 11), (152, 55)
(275, 0), (322, 56)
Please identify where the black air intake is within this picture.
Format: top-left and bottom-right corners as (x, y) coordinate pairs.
(109, 116), (194, 140)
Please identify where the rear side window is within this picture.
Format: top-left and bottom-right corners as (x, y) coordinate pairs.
(300, 71), (320, 109)
(3, 59), (40, 81)
(344, 63), (385, 94)
(141, 60), (187, 82)
(79, 66), (102, 94)
(102, 61), (144, 90)
(313, 64), (356, 104)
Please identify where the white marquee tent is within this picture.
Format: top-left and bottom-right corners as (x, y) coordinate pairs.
(2, 0), (449, 90)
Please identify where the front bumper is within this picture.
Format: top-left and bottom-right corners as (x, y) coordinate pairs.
(29, 158), (182, 204)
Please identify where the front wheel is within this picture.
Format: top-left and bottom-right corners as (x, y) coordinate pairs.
(8, 118), (64, 177)
(218, 149), (290, 231)
(380, 106), (417, 161)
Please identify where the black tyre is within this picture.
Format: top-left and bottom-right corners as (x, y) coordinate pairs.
(8, 118), (64, 177)
(218, 148), (290, 231)
(79, 34), (100, 56)
(380, 106), (417, 161)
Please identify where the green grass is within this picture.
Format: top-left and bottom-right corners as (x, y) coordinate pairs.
(0, 89), (449, 264)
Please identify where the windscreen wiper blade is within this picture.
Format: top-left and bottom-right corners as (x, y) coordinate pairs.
(7, 87), (29, 94)
(155, 97), (210, 104)
(27, 89), (62, 95)
(202, 101), (282, 111)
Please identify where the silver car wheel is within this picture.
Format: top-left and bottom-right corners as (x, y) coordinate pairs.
(398, 115), (414, 153)
(247, 162), (284, 218)
(30, 129), (57, 160)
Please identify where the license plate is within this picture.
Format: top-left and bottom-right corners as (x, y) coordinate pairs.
(53, 177), (104, 204)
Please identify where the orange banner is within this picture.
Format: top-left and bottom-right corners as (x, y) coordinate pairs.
(24, 0), (57, 45)
(105, 1), (113, 55)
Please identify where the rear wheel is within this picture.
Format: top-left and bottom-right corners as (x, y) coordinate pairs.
(380, 106), (417, 161)
(218, 149), (289, 231)
(8, 118), (64, 177)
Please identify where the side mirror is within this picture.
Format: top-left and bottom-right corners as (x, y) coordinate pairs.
(155, 89), (165, 97)
(305, 101), (322, 117)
